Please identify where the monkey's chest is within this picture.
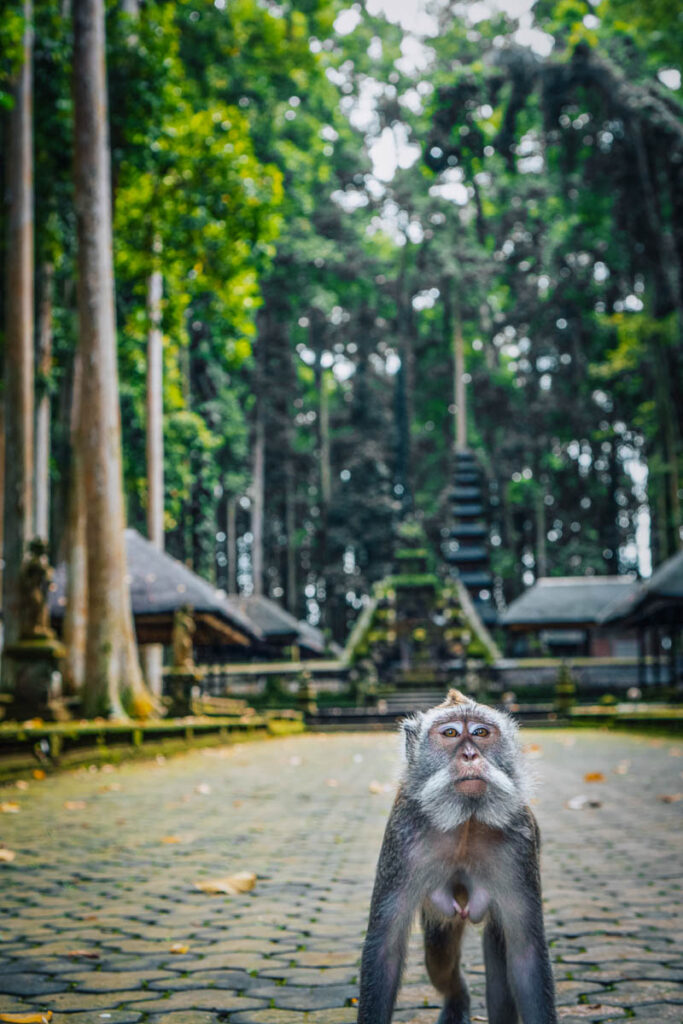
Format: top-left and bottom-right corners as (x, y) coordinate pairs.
(428, 875), (491, 924)
(426, 822), (501, 924)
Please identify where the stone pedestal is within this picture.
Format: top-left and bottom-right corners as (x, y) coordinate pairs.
(4, 638), (69, 721)
(166, 668), (202, 717)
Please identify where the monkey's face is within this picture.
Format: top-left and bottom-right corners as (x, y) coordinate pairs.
(430, 716), (500, 799)
(401, 698), (527, 832)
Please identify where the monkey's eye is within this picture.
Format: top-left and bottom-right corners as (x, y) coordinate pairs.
(439, 721), (463, 737)
(469, 724), (490, 738)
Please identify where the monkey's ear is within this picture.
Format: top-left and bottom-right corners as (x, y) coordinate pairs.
(401, 715), (422, 762)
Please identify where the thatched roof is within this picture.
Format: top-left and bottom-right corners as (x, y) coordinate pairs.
(50, 530), (259, 646)
(599, 550), (683, 626)
(501, 575), (639, 630)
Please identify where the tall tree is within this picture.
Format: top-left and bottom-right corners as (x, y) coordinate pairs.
(2, 0), (34, 675)
(72, 0), (152, 718)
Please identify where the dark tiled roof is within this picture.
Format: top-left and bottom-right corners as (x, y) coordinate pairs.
(231, 595), (328, 654)
(600, 549), (683, 624)
(501, 575), (639, 627)
(232, 595), (301, 640)
(50, 529), (259, 640)
(296, 618), (327, 656)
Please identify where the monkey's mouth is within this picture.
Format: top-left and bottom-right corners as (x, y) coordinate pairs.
(455, 776), (487, 795)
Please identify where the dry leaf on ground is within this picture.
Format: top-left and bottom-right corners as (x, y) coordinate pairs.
(66, 950), (99, 959)
(169, 942), (190, 954)
(326, 779), (339, 787)
(566, 794), (602, 811)
(658, 792), (683, 803)
(195, 871), (257, 895)
(583, 772), (605, 783)
(15, 780), (29, 790)
(558, 1006), (625, 1019)
(99, 783), (121, 792)
(1, 802), (20, 813)
(0, 1013), (53, 1023)
(0, 849), (16, 863)
(32, 770), (46, 781)
(161, 836), (182, 844)
(63, 801), (87, 811)
(369, 780), (392, 794)
(195, 783), (211, 795)
(524, 743), (543, 756)
(614, 761), (630, 775)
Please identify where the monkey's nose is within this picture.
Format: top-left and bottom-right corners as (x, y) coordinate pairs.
(461, 746), (480, 762)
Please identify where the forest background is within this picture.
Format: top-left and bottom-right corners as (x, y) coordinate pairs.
(1, 0), (681, 660)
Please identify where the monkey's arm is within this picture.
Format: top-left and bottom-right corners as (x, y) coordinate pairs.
(498, 817), (557, 1024)
(357, 796), (419, 1024)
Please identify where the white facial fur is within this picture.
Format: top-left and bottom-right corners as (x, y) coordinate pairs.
(401, 695), (531, 833)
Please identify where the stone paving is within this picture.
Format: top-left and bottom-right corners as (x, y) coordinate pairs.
(0, 727), (682, 1024)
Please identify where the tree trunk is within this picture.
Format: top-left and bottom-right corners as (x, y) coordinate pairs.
(73, 0), (152, 718)
(251, 404), (265, 596)
(35, 260), (54, 541)
(2, 0), (34, 673)
(285, 459), (296, 614)
(142, 254), (164, 696)
(453, 293), (467, 453)
(535, 486), (547, 578)
(63, 354), (87, 694)
(0, 402), (4, 598)
(226, 494), (237, 593)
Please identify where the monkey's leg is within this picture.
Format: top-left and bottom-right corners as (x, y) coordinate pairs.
(422, 911), (471, 1024)
(483, 916), (518, 1024)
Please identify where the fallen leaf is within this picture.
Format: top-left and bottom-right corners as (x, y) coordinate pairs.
(326, 778), (339, 787)
(161, 836), (182, 844)
(195, 783), (211, 795)
(169, 942), (190, 954)
(0, 849), (16, 863)
(557, 1007), (625, 1019)
(658, 793), (683, 803)
(232, 799), (243, 808)
(66, 950), (100, 959)
(1, 802), (20, 813)
(583, 772), (605, 783)
(0, 1013), (52, 1023)
(369, 780), (392, 794)
(99, 783), (121, 792)
(194, 871), (257, 895)
(63, 801), (87, 811)
(566, 794), (602, 811)
(32, 770), (46, 781)
(614, 761), (630, 775)
(668, 747), (683, 756)
(524, 743), (543, 756)
(15, 780), (29, 790)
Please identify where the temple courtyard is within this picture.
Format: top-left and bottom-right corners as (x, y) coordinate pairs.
(0, 727), (681, 1023)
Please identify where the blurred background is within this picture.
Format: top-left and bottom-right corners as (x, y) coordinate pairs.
(1, 0), (681, 724)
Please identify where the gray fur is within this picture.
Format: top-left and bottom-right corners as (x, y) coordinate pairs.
(357, 691), (557, 1024)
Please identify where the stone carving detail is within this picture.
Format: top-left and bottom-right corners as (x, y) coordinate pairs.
(19, 539), (55, 641)
(172, 605), (195, 670)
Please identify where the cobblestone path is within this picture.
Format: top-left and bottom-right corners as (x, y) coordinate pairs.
(0, 728), (682, 1024)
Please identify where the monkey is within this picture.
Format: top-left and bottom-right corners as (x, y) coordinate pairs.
(357, 689), (557, 1024)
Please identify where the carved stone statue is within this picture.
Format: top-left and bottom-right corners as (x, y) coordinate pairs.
(19, 539), (55, 641)
(172, 605), (196, 670)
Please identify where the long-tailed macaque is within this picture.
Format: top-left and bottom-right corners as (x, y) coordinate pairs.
(357, 689), (556, 1024)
